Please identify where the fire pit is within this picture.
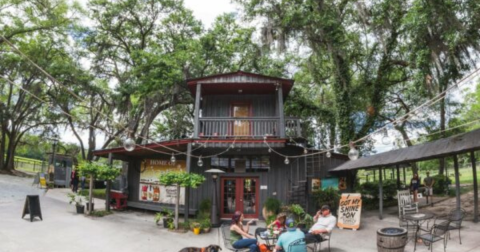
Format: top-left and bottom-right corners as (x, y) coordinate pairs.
(377, 227), (408, 252)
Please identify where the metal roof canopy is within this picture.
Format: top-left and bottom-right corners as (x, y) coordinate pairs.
(330, 128), (480, 223)
(331, 128), (480, 172)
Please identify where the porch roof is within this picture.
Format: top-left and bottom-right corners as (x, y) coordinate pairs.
(331, 128), (480, 172)
(186, 71), (294, 98)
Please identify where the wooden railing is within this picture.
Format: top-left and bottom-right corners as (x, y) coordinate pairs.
(198, 117), (301, 138)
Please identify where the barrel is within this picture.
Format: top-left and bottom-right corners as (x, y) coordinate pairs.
(377, 227), (408, 252)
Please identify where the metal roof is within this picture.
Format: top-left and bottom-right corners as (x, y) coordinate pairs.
(331, 128), (480, 172)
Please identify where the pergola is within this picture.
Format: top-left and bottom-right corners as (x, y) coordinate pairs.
(331, 128), (480, 222)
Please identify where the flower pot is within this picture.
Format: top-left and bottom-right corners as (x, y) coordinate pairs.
(193, 227), (201, 235)
(163, 218), (173, 228)
(203, 228), (211, 233)
(86, 203), (94, 211)
(76, 205), (85, 214)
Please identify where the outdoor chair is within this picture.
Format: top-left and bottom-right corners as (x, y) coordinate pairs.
(287, 237), (313, 252)
(305, 230), (332, 252)
(418, 218), (450, 252)
(221, 223), (250, 252)
(437, 208), (466, 244)
(397, 190), (418, 226)
(254, 227), (267, 240)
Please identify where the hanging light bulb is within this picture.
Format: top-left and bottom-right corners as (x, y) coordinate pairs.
(348, 142), (359, 160)
(304, 148), (308, 154)
(170, 153), (176, 164)
(268, 148), (272, 153)
(381, 129), (392, 145)
(197, 156), (203, 167)
(284, 157), (290, 165)
(326, 151), (332, 158)
(192, 141), (196, 146)
(230, 143), (235, 149)
(123, 136), (135, 152)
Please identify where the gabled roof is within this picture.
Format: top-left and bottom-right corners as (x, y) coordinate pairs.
(186, 71), (294, 98)
(331, 128), (480, 172)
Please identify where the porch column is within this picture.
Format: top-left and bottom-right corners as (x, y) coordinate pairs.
(379, 167), (383, 220)
(453, 155), (461, 210)
(184, 143), (192, 222)
(396, 165), (401, 189)
(193, 83), (202, 138)
(106, 153), (113, 212)
(471, 151), (478, 223)
(277, 83), (286, 138)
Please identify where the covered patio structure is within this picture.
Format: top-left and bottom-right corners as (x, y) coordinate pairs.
(331, 128), (480, 222)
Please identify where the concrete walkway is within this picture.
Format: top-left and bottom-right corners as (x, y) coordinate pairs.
(1, 174), (479, 252)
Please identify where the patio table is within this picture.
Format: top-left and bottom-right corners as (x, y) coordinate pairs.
(403, 212), (435, 251)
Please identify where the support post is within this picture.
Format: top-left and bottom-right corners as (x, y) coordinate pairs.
(471, 151), (478, 223)
(106, 153), (113, 212)
(453, 155), (461, 210)
(373, 170), (376, 181)
(396, 165), (401, 189)
(193, 83), (202, 138)
(211, 175), (220, 227)
(277, 83), (285, 138)
(379, 167), (383, 220)
(184, 143), (192, 222)
(403, 167), (406, 185)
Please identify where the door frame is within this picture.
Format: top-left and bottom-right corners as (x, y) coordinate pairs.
(220, 176), (260, 219)
(230, 101), (252, 136)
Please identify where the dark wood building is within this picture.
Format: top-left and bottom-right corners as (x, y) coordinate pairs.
(94, 71), (348, 219)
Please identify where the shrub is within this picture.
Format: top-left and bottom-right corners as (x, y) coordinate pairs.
(264, 197), (282, 214)
(198, 199), (211, 218)
(355, 180), (398, 210)
(432, 174), (451, 195)
(312, 187), (341, 209)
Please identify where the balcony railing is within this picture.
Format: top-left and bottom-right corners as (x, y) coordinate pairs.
(198, 117), (301, 138)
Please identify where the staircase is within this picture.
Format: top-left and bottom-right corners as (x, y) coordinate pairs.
(287, 151), (321, 210)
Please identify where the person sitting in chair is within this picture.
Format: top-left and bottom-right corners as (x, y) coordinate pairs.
(304, 205), (336, 243)
(274, 218), (306, 252)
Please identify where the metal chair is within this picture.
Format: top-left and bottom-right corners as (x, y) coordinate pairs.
(305, 231), (332, 252)
(437, 208), (466, 244)
(287, 237), (311, 252)
(221, 223), (250, 252)
(418, 218), (450, 252)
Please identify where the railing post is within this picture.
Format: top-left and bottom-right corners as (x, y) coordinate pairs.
(277, 84), (285, 138)
(193, 83), (202, 138)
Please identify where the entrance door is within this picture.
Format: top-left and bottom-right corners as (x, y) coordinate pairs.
(220, 177), (259, 219)
(232, 103), (251, 136)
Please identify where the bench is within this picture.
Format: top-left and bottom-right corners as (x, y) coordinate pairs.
(221, 223), (250, 251)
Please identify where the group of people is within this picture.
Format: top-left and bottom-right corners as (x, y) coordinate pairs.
(230, 205), (336, 252)
(410, 172), (435, 204)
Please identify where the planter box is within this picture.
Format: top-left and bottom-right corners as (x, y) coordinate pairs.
(76, 205), (85, 214)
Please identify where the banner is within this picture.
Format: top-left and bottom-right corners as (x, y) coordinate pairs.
(337, 193), (362, 230)
(139, 159), (186, 205)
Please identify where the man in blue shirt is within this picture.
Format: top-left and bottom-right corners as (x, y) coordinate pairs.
(274, 218), (306, 252)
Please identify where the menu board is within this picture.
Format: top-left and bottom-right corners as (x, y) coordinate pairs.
(139, 159), (186, 205)
(337, 193), (362, 230)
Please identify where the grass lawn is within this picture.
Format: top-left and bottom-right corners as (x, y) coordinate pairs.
(79, 188), (106, 200)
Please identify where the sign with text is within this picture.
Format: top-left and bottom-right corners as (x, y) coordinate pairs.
(139, 159), (186, 205)
(337, 193), (362, 230)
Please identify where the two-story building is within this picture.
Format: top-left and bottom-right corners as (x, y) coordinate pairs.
(93, 71), (348, 219)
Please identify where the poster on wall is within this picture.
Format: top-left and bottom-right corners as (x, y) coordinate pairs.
(338, 177), (347, 190)
(321, 178), (339, 190)
(139, 159), (186, 205)
(311, 178), (321, 192)
(337, 193), (362, 230)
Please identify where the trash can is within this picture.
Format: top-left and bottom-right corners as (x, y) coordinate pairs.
(377, 227), (408, 252)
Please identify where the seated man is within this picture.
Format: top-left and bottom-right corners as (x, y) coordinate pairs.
(274, 218), (306, 252)
(304, 205), (336, 243)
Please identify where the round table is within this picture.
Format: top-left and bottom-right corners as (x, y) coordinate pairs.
(403, 212), (435, 251)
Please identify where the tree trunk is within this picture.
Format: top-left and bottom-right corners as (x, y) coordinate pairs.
(88, 175), (94, 214)
(396, 125), (418, 173)
(175, 184), (180, 229)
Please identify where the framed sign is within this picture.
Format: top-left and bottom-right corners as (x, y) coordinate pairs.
(337, 193), (362, 230)
(311, 178), (321, 192)
(139, 159), (186, 205)
(321, 178), (339, 190)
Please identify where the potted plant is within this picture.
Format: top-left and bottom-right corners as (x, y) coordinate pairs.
(84, 195), (94, 212)
(192, 222), (201, 235)
(154, 208), (174, 228)
(263, 197), (281, 220)
(201, 218), (211, 233)
(68, 193), (84, 214)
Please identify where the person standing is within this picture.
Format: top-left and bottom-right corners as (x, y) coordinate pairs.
(424, 172), (435, 206)
(230, 211), (259, 252)
(304, 205), (336, 243)
(71, 168), (79, 193)
(274, 219), (306, 252)
(410, 173), (420, 203)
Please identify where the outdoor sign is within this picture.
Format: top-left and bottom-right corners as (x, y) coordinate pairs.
(311, 178), (321, 192)
(337, 193), (362, 230)
(22, 195), (43, 222)
(139, 159), (186, 205)
(321, 178), (339, 190)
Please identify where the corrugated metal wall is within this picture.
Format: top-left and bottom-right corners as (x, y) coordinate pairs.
(202, 95), (276, 117)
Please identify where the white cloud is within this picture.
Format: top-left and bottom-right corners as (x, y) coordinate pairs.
(183, 0), (237, 28)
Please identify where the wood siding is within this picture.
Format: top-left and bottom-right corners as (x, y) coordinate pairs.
(202, 94), (276, 117)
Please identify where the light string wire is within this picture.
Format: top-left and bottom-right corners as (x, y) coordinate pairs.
(0, 34), (213, 156)
(2, 34), (480, 161)
(0, 75), (238, 159)
(0, 34), (242, 158)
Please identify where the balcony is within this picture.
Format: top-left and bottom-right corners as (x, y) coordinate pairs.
(197, 117), (301, 138)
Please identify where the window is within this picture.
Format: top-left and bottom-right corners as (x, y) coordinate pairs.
(211, 156), (232, 173)
(211, 156), (270, 173)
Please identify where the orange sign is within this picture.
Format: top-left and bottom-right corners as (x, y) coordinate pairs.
(337, 193), (362, 230)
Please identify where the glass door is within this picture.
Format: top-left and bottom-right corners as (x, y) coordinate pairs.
(220, 177), (259, 219)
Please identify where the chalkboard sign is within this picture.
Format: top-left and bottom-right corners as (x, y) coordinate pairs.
(22, 195), (43, 222)
(337, 193), (362, 230)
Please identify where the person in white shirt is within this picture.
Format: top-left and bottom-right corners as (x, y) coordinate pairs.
(304, 205), (336, 243)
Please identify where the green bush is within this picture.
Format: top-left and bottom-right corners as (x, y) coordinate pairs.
(198, 199), (211, 219)
(355, 180), (398, 210)
(312, 187), (341, 209)
(432, 174), (451, 195)
(264, 197), (282, 214)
